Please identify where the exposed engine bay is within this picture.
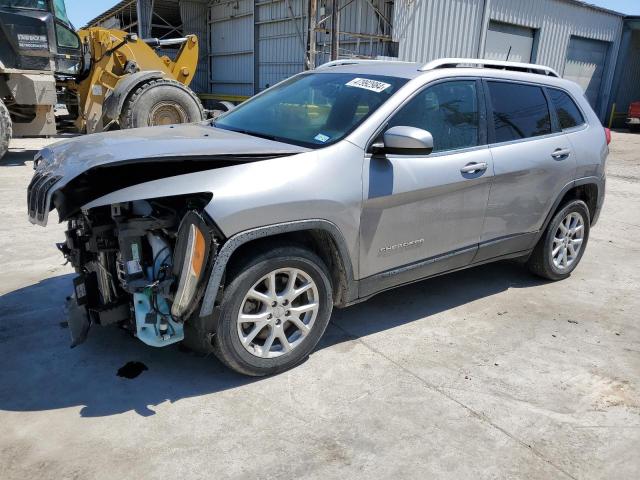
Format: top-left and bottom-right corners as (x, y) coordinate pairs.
(58, 194), (219, 347)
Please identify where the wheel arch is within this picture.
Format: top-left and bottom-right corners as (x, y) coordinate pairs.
(558, 182), (598, 223)
(199, 220), (357, 317)
(539, 177), (603, 239)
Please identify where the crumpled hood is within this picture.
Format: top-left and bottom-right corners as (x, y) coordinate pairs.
(35, 122), (307, 177)
(28, 122), (308, 226)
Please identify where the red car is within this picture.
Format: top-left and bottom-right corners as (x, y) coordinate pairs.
(627, 101), (640, 132)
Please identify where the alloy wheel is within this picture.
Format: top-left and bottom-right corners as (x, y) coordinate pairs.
(551, 211), (585, 270)
(237, 268), (319, 358)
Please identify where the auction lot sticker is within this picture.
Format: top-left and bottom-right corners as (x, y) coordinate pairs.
(346, 78), (391, 93)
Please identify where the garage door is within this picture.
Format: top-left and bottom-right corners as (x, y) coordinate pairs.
(485, 21), (535, 63)
(563, 37), (609, 110)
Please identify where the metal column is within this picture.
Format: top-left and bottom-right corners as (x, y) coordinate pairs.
(136, 0), (154, 38)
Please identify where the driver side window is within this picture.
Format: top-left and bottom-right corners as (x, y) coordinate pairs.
(387, 80), (480, 153)
(56, 23), (79, 49)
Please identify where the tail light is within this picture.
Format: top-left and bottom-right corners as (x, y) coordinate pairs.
(604, 127), (611, 145)
(171, 212), (211, 318)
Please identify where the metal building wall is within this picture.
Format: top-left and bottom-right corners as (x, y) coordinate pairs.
(488, 0), (622, 75)
(393, 0), (484, 61)
(209, 0), (255, 97)
(612, 29), (640, 119)
(394, 0), (622, 67)
(315, 0), (394, 65)
(180, 0), (209, 93)
(209, 0), (396, 97)
(393, 0), (624, 118)
(255, 0), (308, 91)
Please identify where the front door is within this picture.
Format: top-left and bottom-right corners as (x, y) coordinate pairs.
(359, 79), (493, 291)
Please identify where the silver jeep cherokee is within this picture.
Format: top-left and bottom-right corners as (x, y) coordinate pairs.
(28, 58), (608, 376)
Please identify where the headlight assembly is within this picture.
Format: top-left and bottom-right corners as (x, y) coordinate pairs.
(171, 211), (212, 318)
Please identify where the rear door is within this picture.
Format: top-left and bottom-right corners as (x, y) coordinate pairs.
(360, 79), (493, 285)
(479, 80), (577, 261)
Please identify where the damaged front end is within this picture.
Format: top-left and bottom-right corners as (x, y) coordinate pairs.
(26, 124), (309, 349)
(56, 195), (220, 347)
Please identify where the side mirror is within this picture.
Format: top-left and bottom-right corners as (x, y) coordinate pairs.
(372, 126), (434, 155)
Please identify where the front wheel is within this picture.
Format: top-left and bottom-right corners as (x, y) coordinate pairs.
(527, 200), (590, 280)
(212, 246), (333, 376)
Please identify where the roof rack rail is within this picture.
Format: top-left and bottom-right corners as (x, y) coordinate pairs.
(419, 58), (560, 77)
(316, 59), (413, 69)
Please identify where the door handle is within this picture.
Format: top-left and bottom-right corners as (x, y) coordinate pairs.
(551, 148), (571, 159)
(460, 162), (488, 174)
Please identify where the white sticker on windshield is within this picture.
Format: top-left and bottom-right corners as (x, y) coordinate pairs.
(345, 77), (391, 93)
(314, 133), (330, 143)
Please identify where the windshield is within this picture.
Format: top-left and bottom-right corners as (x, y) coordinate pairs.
(5, 0), (47, 9)
(214, 72), (407, 148)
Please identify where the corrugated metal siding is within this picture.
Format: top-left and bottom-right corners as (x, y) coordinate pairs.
(488, 0), (623, 117)
(614, 29), (640, 117)
(316, 0), (395, 65)
(393, 0), (484, 62)
(394, 0), (623, 118)
(255, 0), (307, 90)
(209, 0), (255, 96)
(180, 0), (209, 93)
(208, 0), (396, 95)
(489, 0), (622, 74)
(394, 0), (622, 67)
(254, 0), (394, 90)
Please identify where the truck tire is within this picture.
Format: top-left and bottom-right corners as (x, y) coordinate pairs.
(212, 246), (333, 376)
(0, 99), (12, 160)
(119, 78), (205, 129)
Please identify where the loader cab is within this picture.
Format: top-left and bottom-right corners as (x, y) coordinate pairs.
(0, 0), (82, 75)
(50, 0), (82, 75)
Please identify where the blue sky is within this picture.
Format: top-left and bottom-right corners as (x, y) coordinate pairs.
(67, 0), (640, 28)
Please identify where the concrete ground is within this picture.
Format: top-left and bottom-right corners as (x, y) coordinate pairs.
(1, 132), (638, 480)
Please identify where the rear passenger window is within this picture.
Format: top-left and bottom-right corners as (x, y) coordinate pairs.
(387, 80), (479, 153)
(548, 88), (585, 130)
(488, 82), (552, 143)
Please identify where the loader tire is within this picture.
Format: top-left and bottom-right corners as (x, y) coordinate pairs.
(119, 78), (205, 129)
(0, 99), (12, 160)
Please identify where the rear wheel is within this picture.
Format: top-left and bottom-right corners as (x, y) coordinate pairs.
(212, 246), (333, 376)
(0, 99), (12, 159)
(527, 200), (590, 280)
(119, 78), (204, 129)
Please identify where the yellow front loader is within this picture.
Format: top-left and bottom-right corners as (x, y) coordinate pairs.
(69, 28), (204, 134)
(0, 0), (204, 158)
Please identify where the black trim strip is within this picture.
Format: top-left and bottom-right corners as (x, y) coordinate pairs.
(358, 245), (477, 298)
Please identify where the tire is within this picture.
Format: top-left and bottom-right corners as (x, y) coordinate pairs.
(119, 78), (205, 129)
(212, 246), (333, 376)
(527, 200), (590, 280)
(0, 99), (12, 160)
(629, 124), (640, 133)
